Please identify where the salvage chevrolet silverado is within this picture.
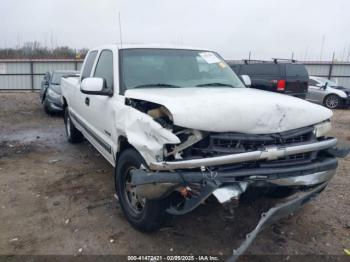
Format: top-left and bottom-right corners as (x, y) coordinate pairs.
(61, 44), (347, 258)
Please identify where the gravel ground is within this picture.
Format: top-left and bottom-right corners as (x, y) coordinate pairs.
(0, 92), (349, 261)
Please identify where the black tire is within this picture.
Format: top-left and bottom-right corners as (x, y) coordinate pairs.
(115, 148), (165, 232)
(323, 94), (341, 109)
(43, 98), (52, 115)
(64, 107), (84, 144)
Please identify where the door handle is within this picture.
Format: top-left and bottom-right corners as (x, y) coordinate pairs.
(85, 97), (90, 106)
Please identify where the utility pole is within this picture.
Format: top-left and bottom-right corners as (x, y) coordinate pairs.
(118, 12), (123, 48)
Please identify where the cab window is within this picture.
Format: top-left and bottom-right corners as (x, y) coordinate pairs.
(94, 50), (114, 90)
(81, 51), (98, 80)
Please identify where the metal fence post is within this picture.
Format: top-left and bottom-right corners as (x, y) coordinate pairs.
(328, 62), (333, 80)
(30, 61), (34, 91)
(75, 60), (78, 71)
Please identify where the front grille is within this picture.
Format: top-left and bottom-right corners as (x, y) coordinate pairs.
(186, 126), (317, 168)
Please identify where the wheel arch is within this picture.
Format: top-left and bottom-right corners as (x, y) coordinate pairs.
(115, 136), (136, 164)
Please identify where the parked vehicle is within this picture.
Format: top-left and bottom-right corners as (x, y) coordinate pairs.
(40, 70), (79, 114)
(61, 44), (347, 258)
(228, 59), (309, 98)
(40, 72), (51, 97)
(307, 76), (350, 109)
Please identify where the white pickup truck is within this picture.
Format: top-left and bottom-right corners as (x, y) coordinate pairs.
(61, 44), (346, 256)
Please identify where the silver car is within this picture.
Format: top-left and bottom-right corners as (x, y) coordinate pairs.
(306, 76), (350, 109)
(40, 70), (80, 114)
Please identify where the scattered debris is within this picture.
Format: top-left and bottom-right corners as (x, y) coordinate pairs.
(78, 248), (83, 254)
(10, 238), (18, 242)
(65, 219), (70, 224)
(114, 194), (119, 201)
(53, 201), (61, 206)
(109, 238), (115, 243)
(169, 248), (173, 252)
(344, 249), (350, 256)
(49, 159), (61, 164)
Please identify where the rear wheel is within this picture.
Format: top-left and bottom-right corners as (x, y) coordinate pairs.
(115, 148), (165, 232)
(323, 94), (341, 109)
(64, 107), (84, 143)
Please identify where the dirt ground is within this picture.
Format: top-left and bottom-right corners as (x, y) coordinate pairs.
(0, 92), (349, 260)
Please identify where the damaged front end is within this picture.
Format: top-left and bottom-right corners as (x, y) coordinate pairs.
(123, 97), (348, 257)
(128, 109), (345, 211)
(125, 99), (347, 210)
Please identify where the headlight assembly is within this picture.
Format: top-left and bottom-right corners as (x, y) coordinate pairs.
(314, 120), (332, 138)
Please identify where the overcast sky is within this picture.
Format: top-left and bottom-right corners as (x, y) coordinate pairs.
(1, 0), (350, 61)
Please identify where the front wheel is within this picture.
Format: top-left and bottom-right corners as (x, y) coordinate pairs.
(115, 148), (166, 232)
(64, 107), (84, 144)
(323, 94), (341, 109)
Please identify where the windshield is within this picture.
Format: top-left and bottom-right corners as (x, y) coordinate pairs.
(120, 49), (245, 90)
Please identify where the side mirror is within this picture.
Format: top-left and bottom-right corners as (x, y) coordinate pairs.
(81, 77), (112, 96)
(240, 75), (252, 87)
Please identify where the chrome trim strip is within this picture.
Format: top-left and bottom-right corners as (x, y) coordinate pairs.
(150, 138), (338, 171)
(268, 170), (336, 186)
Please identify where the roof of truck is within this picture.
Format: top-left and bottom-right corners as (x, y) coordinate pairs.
(91, 43), (210, 51)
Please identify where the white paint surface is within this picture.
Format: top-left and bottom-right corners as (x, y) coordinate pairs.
(125, 87), (333, 134)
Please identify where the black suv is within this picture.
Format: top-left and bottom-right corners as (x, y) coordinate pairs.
(228, 59), (309, 99)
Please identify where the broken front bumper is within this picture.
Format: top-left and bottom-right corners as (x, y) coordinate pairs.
(228, 182), (328, 262)
(131, 156), (338, 215)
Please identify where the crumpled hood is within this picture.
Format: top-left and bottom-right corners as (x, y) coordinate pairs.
(125, 88), (333, 134)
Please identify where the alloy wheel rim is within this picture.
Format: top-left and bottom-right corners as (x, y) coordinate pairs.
(326, 96), (338, 109)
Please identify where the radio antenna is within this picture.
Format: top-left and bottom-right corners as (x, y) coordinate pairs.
(118, 12), (123, 48)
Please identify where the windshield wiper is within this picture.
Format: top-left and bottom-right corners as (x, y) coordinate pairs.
(196, 83), (234, 87)
(133, 83), (181, 89)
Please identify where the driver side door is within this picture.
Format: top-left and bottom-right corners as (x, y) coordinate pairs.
(307, 79), (324, 104)
(81, 49), (116, 165)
